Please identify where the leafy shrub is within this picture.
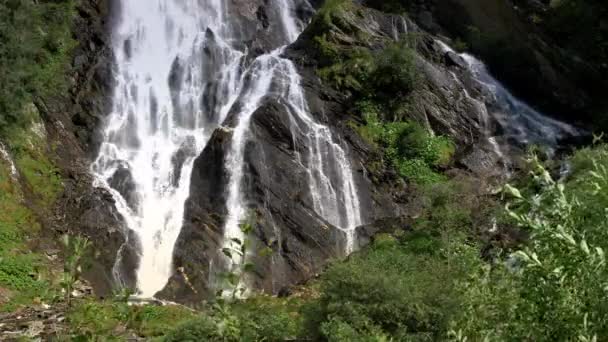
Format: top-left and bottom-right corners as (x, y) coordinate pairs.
(0, 141), (56, 310)
(321, 318), (389, 342)
(316, 0), (353, 28)
(163, 297), (303, 342)
(395, 158), (445, 184)
(317, 47), (375, 92)
(453, 147), (608, 340)
(368, 41), (419, 102)
(163, 316), (224, 342)
(395, 123), (455, 168)
(66, 300), (196, 339)
(304, 228), (479, 340)
(129, 305), (197, 337)
(231, 296), (302, 341)
(355, 111), (454, 184)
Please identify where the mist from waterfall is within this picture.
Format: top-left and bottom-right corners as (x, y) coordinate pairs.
(92, 0), (363, 298)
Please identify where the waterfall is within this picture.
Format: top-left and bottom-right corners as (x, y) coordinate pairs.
(0, 142), (18, 182)
(93, 0), (362, 298)
(221, 3), (363, 279)
(436, 40), (578, 159)
(458, 53), (579, 146)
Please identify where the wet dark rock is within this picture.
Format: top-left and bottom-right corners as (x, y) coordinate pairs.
(171, 137), (197, 187)
(158, 128), (232, 301)
(107, 165), (139, 211)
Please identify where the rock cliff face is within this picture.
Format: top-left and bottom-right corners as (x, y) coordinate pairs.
(33, 0), (585, 303)
(364, 0), (607, 127)
(159, 3), (544, 302)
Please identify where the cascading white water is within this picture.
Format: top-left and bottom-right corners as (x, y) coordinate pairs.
(92, 0), (246, 297)
(93, 0), (362, 297)
(281, 62), (362, 254)
(0, 142), (18, 181)
(436, 40), (578, 156)
(459, 53), (578, 145)
(221, 4), (363, 270)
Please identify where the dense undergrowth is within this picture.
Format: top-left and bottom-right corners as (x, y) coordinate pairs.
(0, 0), (73, 313)
(0, 0), (76, 131)
(0, 105), (63, 312)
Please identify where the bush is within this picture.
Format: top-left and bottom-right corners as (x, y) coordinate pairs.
(164, 297), (303, 342)
(355, 111), (454, 184)
(303, 228), (479, 340)
(453, 147), (608, 340)
(164, 316), (224, 342)
(369, 41), (419, 102)
(395, 123), (455, 168)
(316, 38), (419, 104)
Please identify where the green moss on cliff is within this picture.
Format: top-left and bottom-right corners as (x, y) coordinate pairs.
(0, 106), (62, 311)
(354, 109), (454, 184)
(0, 0), (77, 131)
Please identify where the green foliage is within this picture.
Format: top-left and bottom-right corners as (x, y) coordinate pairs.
(164, 315), (225, 342)
(61, 235), (91, 306)
(0, 0), (77, 131)
(394, 158), (445, 184)
(0, 136), (57, 310)
(317, 45), (375, 92)
(4, 105), (62, 208)
(453, 146), (608, 340)
(66, 299), (196, 340)
(231, 296), (303, 341)
(368, 41), (418, 103)
(303, 227), (479, 341)
(316, 0), (353, 29)
(355, 110), (454, 184)
(164, 297), (302, 342)
(317, 40), (419, 105)
(218, 216), (259, 300)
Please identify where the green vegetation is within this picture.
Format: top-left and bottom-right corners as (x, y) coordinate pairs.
(316, 39), (419, 112)
(315, 0), (353, 30)
(452, 146), (608, 340)
(164, 297), (303, 342)
(354, 107), (454, 184)
(161, 178), (487, 341)
(305, 230), (478, 341)
(134, 144), (608, 341)
(65, 298), (196, 340)
(0, 0), (76, 131)
(0, 107), (63, 311)
(61, 235), (91, 306)
(312, 2), (447, 185)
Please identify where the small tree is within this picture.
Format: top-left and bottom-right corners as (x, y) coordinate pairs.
(219, 218), (257, 300)
(61, 234), (90, 306)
